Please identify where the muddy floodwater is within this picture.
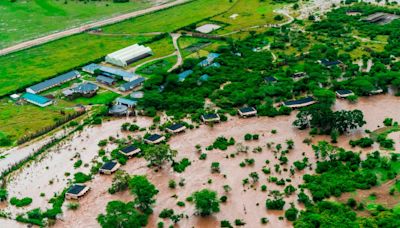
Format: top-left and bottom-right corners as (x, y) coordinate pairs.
(3, 94), (400, 228)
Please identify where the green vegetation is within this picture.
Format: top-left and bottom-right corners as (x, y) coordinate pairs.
(192, 189), (220, 216)
(143, 144), (177, 168)
(10, 197), (33, 207)
(129, 175), (159, 214)
(97, 201), (149, 228)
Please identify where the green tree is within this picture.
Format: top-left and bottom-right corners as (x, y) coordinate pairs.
(192, 189), (220, 216)
(129, 175), (158, 214)
(97, 201), (148, 228)
(143, 144), (177, 168)
(0, 188), (8, 201)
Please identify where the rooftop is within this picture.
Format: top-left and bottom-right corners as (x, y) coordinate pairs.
(72, 82), (98, 93)
(284, 96), (315, 106)
(96, 75), (115, 84)
(120, 145), (139, 154)
(22, 93), (52, 105)
(146, 134), (163, 142)
(120, 77), (145, 90)
(178, 70), (193, 82)
(101, 161), (118, 171)
(67, 184), (87, 195)
(336, 89), (353, 95)
(167, 123), (184, 131)
(320, 59), (341, 67)
(116, 97), (137, 106)
(239, 107), (256, 113)
(264, 76), (277, 82)
(27, 70), (80, 93)
(202, 113), (219, 120)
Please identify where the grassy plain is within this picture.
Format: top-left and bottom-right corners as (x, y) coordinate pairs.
(0, 0), (157, 48)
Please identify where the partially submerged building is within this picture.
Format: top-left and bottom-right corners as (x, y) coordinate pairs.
(65, 184), (90, 200)
(99, 161), (120, 175)
(119, 145), (141, 157)
(238, 107), (257, 118)
(26, 70), (80, 94)
(119, 77), (145, 92)
(336, 89), (354, 98)
(201, 113), (220, 124)
(105, 44), (153, 67)
(166, 123), (187, 134)
(144, 134), (166, 144)
(22, 93), (53, 107)
(283, 96), (316, 108)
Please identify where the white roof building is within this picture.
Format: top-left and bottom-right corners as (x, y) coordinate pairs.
(105, 44), (153, 67)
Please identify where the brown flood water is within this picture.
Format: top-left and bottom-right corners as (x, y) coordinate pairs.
(3, 94), (400, 228)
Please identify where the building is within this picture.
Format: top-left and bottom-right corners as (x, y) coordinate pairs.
(264, 76), (277, 83)
(99, 161), (120, 175)
(22, 93), (53, 107)
(96, 75), (116, 86)
(26, 70), (80, 94)
(166, 123), (187, 134)
(283, 96), (316, 108)
(178, 70), (193, 82)
(319, 59), (343, 68)
(336, 89), (354, 98)
(65, 184), (90, 200)
(119, 77), (145, 92)
(119, 145), (141, 157)
(105, 44), (153, 67)
(109, 105), (128, 116)
(144, 134), (166, 144)
(82, 63), (101, 74)
(83, 64), (137, 82)
(238, 107), (257, 118)
(292, 72), (307, 79)
(199, 74), (209, 82)
(69, 82), (99, 97)
(201, 113), (220, 124)
(116, 97), (137, 108)
(370, 88), (383, 95)
(195, 24), (221, 33)
(198, 53), (220, 67)
(362, 12), (399, 24)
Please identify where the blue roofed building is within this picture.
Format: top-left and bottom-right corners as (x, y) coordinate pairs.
(178, 70), (193, 82)
(22, 93), (53, 107)
(96, 75), (116, 86)
(198, 53), (220, 67)
(26, 70), (81, 94)
(82, 63), (137, 82)
(82, 63), (101, 74)
(199, 74), (209, 81)
(207, 62), (221, 68)
(116, 97), (137, 108)
(119, 77), (145, 92)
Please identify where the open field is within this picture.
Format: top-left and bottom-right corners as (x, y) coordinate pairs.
(0, 0), (168, 48)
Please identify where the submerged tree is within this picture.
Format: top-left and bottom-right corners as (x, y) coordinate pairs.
(129, 175), (159, 214)
(143, 144), (177, 168)
(192, 189), (220, 216)
(97, 201), (148, 228)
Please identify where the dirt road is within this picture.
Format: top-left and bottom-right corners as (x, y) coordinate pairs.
(0, 0), (188, 56)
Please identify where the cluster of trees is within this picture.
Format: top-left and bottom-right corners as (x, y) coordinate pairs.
(98, 175), (158, 227)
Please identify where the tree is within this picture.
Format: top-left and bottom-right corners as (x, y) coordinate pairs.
(192, 189), (220, 216)
(0, 188), (8, 201)
(143, 144), (177, 168)
(129, 175), (159, 214)
(108, 170), (130, 194)
(97, 201), (148, 228)
(285, 204), (299, 221)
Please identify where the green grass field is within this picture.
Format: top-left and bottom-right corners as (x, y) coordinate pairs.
(0, 0), (158, 48)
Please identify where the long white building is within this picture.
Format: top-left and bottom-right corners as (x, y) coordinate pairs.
(105, 44), (153, 67)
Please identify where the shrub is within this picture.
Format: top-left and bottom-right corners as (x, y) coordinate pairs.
(172, 158), (191, 173)
(10, 197), (32, 207)
(0, 189), (8, 201)
(159, 208), (174, 218)
(285, 205), (298, 221)
(67, 202), (80, 210)
(168, 180), (176, 189)
(74, 172), (91, 183)
(221, 220), (233, 228)
(266, 198), (285, 210)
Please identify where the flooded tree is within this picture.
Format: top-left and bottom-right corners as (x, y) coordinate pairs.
(143, 144), (177, 168)
(97, 201), (148, 228)
(129, 175), (159, 214)
(192, 189), (220, 216)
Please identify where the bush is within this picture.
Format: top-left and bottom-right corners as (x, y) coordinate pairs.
(285, 205), (298, 221)
(10, 197), (33, 207)
(349, 137), (374, 148)
(221, 220), (233, 228)
(168, 180), (176, 189)
(74, 172), (91, 183)
(67, 202), (79, 210)
(172, 158), (191, 173)
(159, 208), (174, 218)
(266, 198), (285, 210)
(0, 188), (8, 201)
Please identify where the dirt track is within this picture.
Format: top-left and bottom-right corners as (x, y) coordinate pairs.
(0, 0), (188, 57)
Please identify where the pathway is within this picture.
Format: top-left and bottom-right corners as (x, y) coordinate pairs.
(0, 0), (188, 56)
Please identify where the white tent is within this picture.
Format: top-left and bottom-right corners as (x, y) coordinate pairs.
(105, 44), (153, 67)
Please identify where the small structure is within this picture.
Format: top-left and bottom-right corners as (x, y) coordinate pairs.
(119, 145), (141, 157)
(178, 70), (193, 82)
(99, 161), (120, 174)
(201, 113), (220, 124)
(96, 75), (116, 86)
(166, 123), (187, 134)
(144, 134), (166, 144)
(283, 96), (316, 109)
(207, 62), (221, 68)
(130, 91), (144, 99)
(195, 24), (221, 33)
(336, 89), (354, 98)
(84, 64), (137, 82)
(199, 74), (209, 81)
(26, 70), (80, 94)
(70, 82), (99, 97)
(65, 184), (90, 200)
(22, 93), (52, 107)
(238, 107), (257, 118)
(198, 53), (220, 67)
(292, 72), (307, 79)
(264, 76), (277, 83)
(105, 44), (153, 67)
(369, 88), (383, 95)
(362, 12), (399, 25)
(109, 104), (128, 116)
(116, 97), (137, 108)
(119, 77), (145, 92)
(10, 94), (20, 100)
(319, 59), (343, 68)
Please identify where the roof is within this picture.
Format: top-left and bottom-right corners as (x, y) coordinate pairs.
(67, 185), (86, 195)
(106, 44), (152, 64)
(116, 97), (137, 106)
(264, 76), (277, 82)
(167, 123), (184, 131)
(101, 161), (118, 171)
(27, 70), (80, 93)
(202, 113), (219, 120)
(82, 63), (101, 73)
(336, 89), (353, 95)
(178, 70), (193, 81)
(207, 62), (221, 68)
(146, 134), (163, 142)
(109, 105), (128, 114)
(99, 66), (136, 81)
(22, 93), (51, 105)
(239, 107), (256, 113)
(284, 97), (315, 106)
(120, 145), (139, 154)
(199, 53), (220, 67)
(120, 77), (145, 90)
(72, 83), (98, 93)
(320, 59), (341, 67)
(96, 75), (115, 84)
(199, 74), (209, 81)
